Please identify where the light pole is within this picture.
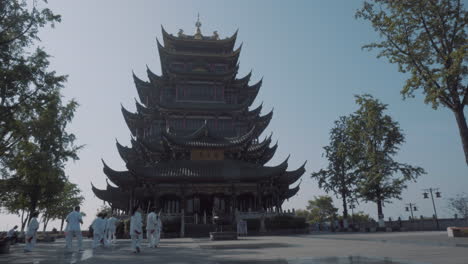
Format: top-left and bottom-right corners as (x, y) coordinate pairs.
(423, 188), (441, 230)
(349, 203), (356, 225)
(405, 203), (417, 219)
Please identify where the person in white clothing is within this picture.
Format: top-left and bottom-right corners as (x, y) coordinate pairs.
(24, 212), (39, 252)
(6, 225), (18, 244)
(146, 208), (157, 248)
(65, 206), (83, 252)
(91, 212), (107, 249)
(155, 212), (162, 247)
(106, 215), (118, 244)
(130, 206), (143, 253)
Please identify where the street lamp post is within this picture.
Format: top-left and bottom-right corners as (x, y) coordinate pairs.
(405, 203), (417, 220)
(423, 188), (441, 230)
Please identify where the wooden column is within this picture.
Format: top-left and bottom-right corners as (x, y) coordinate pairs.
(180, 209), (185, 238)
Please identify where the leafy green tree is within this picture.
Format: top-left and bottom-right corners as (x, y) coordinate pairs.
(448, 193), (468, 218)
(97, 205), (112, 217)
(306, 196), (338, 223)
(2, 91), (80, 220)
(356, 0), (468, 166)
(0, 184), (30, 231)
(0, 0), (63, 161)
(338, 211), (374, 224)
(295, 209), (312, 223)
(40, 181), (84, 232)
(311, 116), (357, 221)
(348, 95), (426, 220)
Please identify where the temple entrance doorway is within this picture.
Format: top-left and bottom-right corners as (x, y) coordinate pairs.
(159, 194), (181, 214)
(212, 193), (229, 214)
(237, 193), (255, 212)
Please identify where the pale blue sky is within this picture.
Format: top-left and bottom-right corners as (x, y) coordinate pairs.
(2, 0), (467, 230)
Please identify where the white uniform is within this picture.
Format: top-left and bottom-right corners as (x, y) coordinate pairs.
(6, 228), (16, 238)
(65, 210), (83, 251)
(91, 217), (107, 248)
(106, 217), (118, 243)
(24, 217), (39, 252)
(146, 212), (157, 248)
(130, 212), (143, 252)
(155, 215), (162, 246)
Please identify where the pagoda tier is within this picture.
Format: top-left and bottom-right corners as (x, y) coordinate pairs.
(96, 158), (303, 211)
(121, 100), (272, 140)
(161, 26), (237, 53)
(157, 40), (241, 79)
(132, 70), (262, 111)
(117, 117), (276, 165)
(93, 22), (305, 215)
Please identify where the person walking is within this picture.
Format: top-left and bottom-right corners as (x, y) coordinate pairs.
(106, 214), (118, 244)
(155, 212), (162, 247)
(65, 206), (83, 252)
(146, 208), (157, 248)
(24, 212), (39, 252)
(91, 212), (107, 249)
(130, 206), (143, 253)
(6, 225), (18, 244)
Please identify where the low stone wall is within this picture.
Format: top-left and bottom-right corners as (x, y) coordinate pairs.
(247, 228), (310, 236)
(386, 218), (468, 231)
(324, 217), (468, 232)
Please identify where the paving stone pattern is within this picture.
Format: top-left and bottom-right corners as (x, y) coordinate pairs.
(1, 232), (467, 264)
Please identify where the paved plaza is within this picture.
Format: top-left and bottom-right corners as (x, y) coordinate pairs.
(1, 232), (467, 264)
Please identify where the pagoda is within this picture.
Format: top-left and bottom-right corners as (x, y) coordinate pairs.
(92, 18), (306, 219)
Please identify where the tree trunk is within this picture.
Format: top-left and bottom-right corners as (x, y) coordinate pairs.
(341, 192), (348, 219)
(20, 210), (27, 232)
(453, 107), (468, 166)
(28, 195), (38, 223)
(42, 217), (49, 233)
(377, 199), (384, 219)
(60, 218), (65, 232)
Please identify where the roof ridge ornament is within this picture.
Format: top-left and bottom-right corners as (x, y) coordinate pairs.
(178, 29), (185, 38)
(194, 13), (202, 40)
(212, 31), (219, 40)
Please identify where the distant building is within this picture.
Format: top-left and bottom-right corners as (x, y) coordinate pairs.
(92, 20), (305, 218)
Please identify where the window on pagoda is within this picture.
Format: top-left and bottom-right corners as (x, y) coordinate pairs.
(212, 63), (227, 73)
(224, 93), (237, 104)
(176, 84), (222, 102)
(170, 62), (185, 72)
(218, 119), (234, 134)
(160, 87), (173, 101)
(191, 149), (224, 160)
(168, 118), (187, 130)
(186, 118), (204, 129)
(206, 119), (216, 130)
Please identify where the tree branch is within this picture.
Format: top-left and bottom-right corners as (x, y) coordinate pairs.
(450, 0), (462, 50)
(399, 22), (456, 109)
(417, 6), (446, 60)
(428, 0), (450, 52)
(0, 17), (35, 46)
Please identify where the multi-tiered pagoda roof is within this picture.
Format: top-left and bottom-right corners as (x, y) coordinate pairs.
(92, 18), (305, 215)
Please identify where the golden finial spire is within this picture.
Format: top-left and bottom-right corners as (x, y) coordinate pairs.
(194, 13), (202, 39)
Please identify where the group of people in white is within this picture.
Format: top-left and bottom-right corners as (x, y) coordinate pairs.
(22, 205), (162, 254)
(130, 206), (162, 252)
(89, 210), (118, 248)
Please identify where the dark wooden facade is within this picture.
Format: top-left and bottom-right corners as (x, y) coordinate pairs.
(92, 21), (305, 217)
